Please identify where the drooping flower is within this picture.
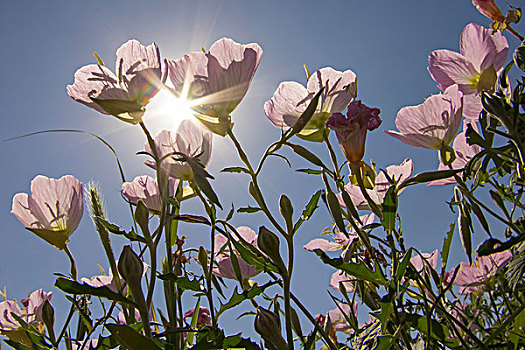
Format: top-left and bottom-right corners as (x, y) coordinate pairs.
(144, 119), (212, 181)
(339, 159), (413, 210)
(265, 67), (357, 141)
(11, 175), (83, 250)
(326, 101), (382, 163)
(304, 214), (374, 252)
(386, 85), (463, 149)
(213, 226), (261, 281)
(428, 123), (482, 186)
(67, 39), (164, 124)
(184, 307), (212, 328)
(122, 175), (179, 213)
(0, 290), (52, 344)
(168, 38), (262, 131)
(472, 0), (505, 22)
(449, 250), (511, 295)
(428, 23), (508, 120)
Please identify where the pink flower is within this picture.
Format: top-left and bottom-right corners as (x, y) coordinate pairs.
(386, 85), (463, 149)
(450, 250), (511, 295)
(81, 271), (124, 293)
(339, 159), (413, 210)
(265, 67), (357, 141)
(472, 0), (505, 22)
(213, 226), (261, 281)
(71, 339), (99, 350)
(304, 214), (374, 252)
(11, 175), (83, 250)
(410, 250), (439, 273)
(144, 119), (212, 181)
(168, 38), (262, 119)
(428, 123), (482, 186)
(0, 289), (52, 343)
(67, 39), (164, 124)
(326, 302), (357, 333)
(122, 175), (179, 214)
(326, 101), (382, 163)
(428, 23), (508, 120)
(330, 271), (354, 293)
(184, 307), (212, 328)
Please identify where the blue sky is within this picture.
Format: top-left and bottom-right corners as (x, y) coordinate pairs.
(1, 0), (524, 342)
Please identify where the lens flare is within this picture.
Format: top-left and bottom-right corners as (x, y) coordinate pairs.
(146, 87), (196, 134)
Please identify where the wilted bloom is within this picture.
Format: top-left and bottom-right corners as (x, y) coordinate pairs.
(339, 159), (413, 210)
(428, 123), (482, 186)
(304, 214), (374, 252)
(184, 307), (212, 328)
(144, 119), (212, 181)
(472, 0), (505, 22)
(265, 67), (357, 141)
(327, 101), (381, 163)
(168, 38), (262, 125)
(213, 226), (261, 281)
(450, 250), (511, 295)
(11, 175), (83, 250)
(67, 40), (165, 124)
(386, 85), (463, 149)
(122, 175), (179, 213)
(428, 23), (508, 120)
(410, 250), (439, 273)
(0, 290), (52, 344)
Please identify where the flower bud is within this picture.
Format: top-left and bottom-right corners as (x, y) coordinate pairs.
(118, 246), (143, 285)
(472, 0), (505, 22)
(254, 307), (287, 350)
(257, 227), (286, 275)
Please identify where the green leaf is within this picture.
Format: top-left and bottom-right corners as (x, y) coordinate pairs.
(289, 88), (324, 137)
(441, 223), (455, 272)
(134, 200), (150, 239)
(227, 232), (281, 274)
(314, 250), (387, 285)
(55, 278), (137, 306)
(225, 203), (235, 221)
(374, 335), (394, 350)
(287, 143), (326, 168)
(511, 307), (525, 349)
(106, 324), (161, 350)
(380, 186), (397, 232)
(190, 330), (260, 350)
(237, 206), (262, 213)
(458, 203), (473, 264)
(186, 157), (222, 209)
(514, 40), (525, 72)
(96, 217), (147, 243)
(217, 281), (278, 317)
(340, 188), (361, 223)
(296, 168), (323, 175)
(404, 313), (456, 346)
(156, 273), (204, 292)
(469, 201), (491, 235)
(399, 169), (463, 189)
(91, 98), (144, 118)
(395, 249), (413, 282)
(221, 166), (250, 174)
(294, 190), (322, 232)
(374, 300), (393, 328)
(325, 190), (347, 235)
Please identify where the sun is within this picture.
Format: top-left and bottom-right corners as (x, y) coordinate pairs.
(145, 86), (196, 134)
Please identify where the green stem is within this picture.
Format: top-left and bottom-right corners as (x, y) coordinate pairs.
(64, 245), (77, 281)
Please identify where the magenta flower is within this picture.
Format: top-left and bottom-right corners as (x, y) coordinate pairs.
(67, 39), (164, 124)
(410, 250), (439, 273)
(339, 159), (413, 210)
(144, 119), (212, 181)
(11, 175), (83, 250)
(0, 289), (52, 344)
(326, 101), (382, 163)
(304, 214), (374, 252)
(450, 250), (511, 295)
(386, 85), (463, 149)
(428, 123), (482, 186)
(265, 67), (357, 141)
(184, 307), (212, 328)
(122, 175), (179, 214)
(168, 38), (262, 120)
(213, 226), (261, 281)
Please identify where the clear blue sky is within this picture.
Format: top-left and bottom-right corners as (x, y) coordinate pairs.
(1, 0), (523, 342)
